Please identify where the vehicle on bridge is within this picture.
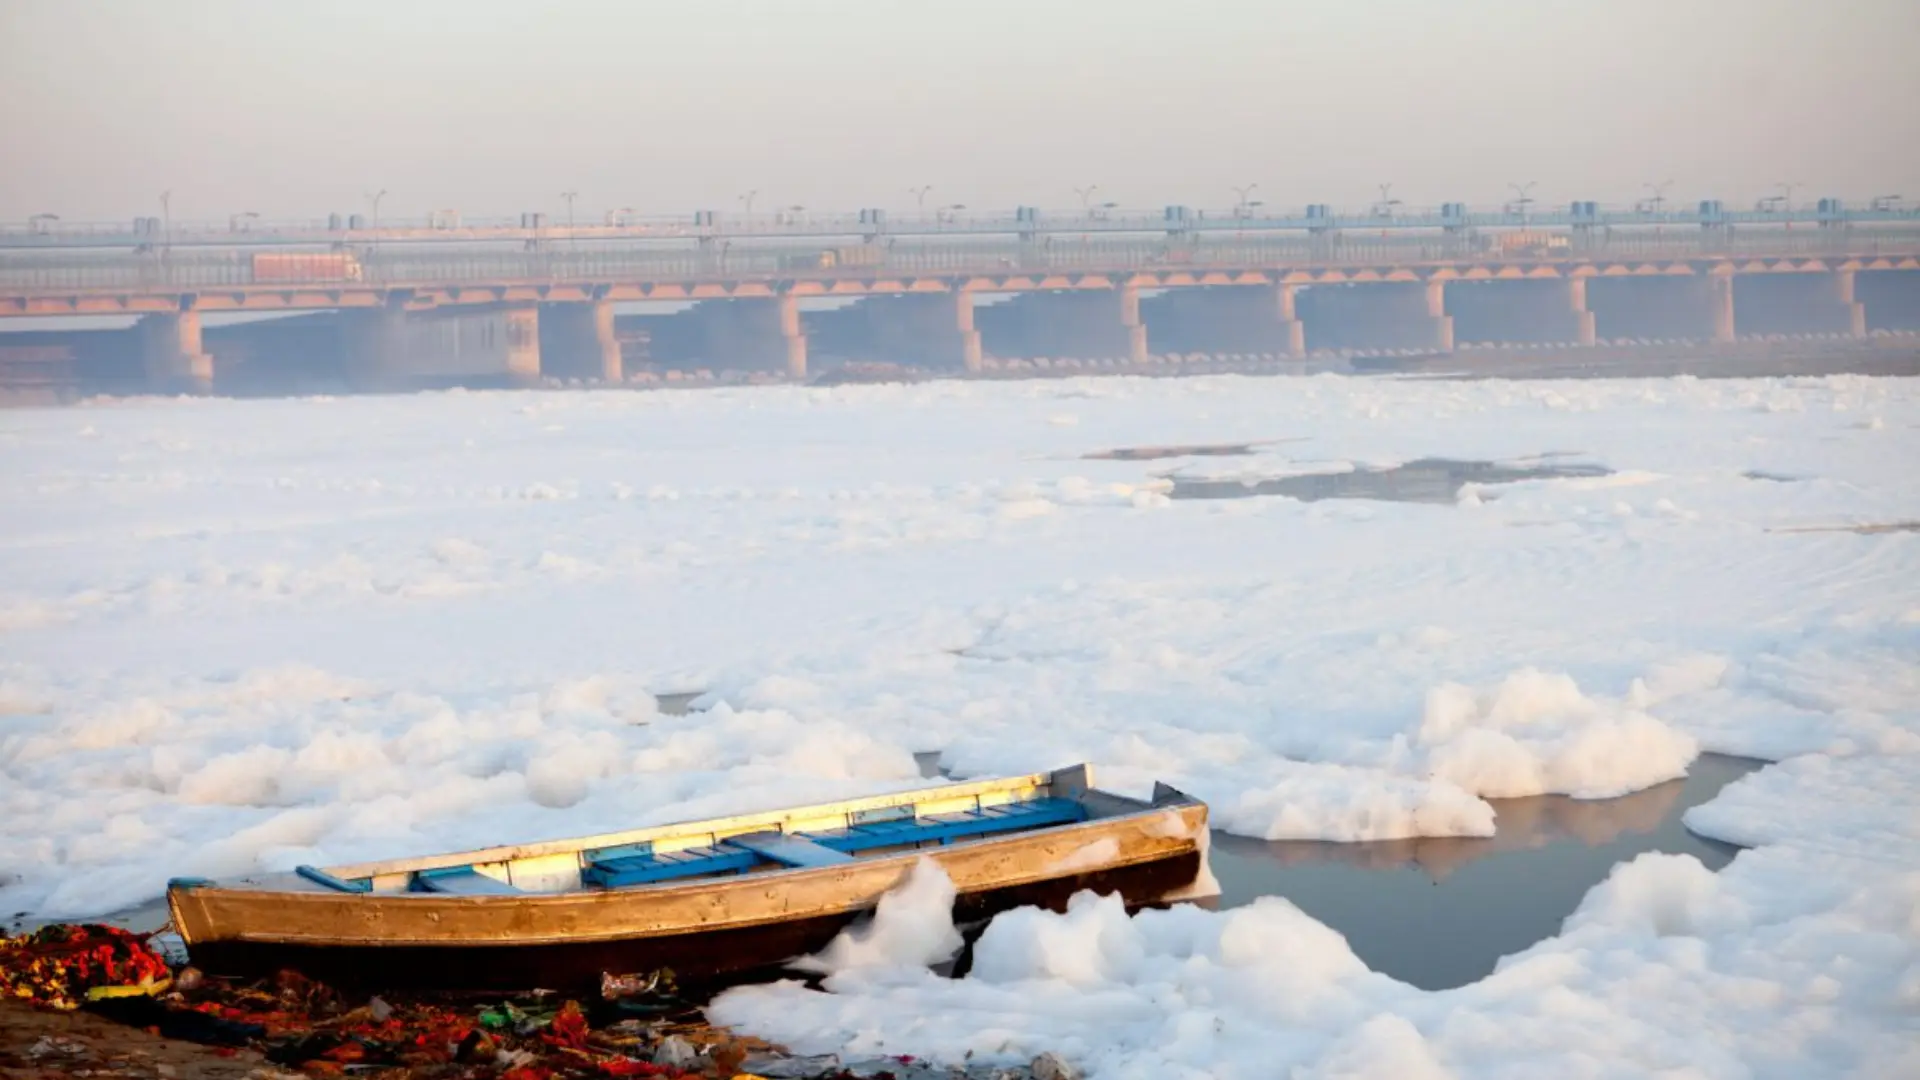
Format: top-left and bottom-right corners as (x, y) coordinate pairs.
(1481, 231), (1572, 258)
(777, 245), (885, 271)
(250, 251), (364, 283)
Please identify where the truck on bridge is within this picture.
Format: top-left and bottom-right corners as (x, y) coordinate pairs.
(250, 252), (364, 283)
(1481, 231), (1572, 258)
(777, 245), (885, 271)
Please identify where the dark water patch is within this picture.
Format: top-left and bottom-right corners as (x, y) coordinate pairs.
(1084, 442), (1263, 461)
(1743, 470), (1807, 483)
(1207, 753), (1760, 990)
(654, 691), (704, 716)
(1169, 457), (1611, 504)
(1768, 520), (1920, 536)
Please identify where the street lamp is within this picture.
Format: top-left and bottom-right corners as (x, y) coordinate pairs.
(365, 188), (387, 231)
(1232, 183), (1259, 217)
(28, 213), (59, 234)
(1641, 179), (1674, 215)
(1372, 182), (1402, 219)
(1507, 181), (1537, 220)
(738, 189), (759, 217)
(1073, 185), (1100, 217)
(1775, 181), (1802, 212)
(561, 190), (579, 248)
(158, 190), (173, 266)
(909, 185), (933, 212)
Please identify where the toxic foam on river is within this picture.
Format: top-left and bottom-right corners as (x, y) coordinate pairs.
(1, 371), (1916, 1076)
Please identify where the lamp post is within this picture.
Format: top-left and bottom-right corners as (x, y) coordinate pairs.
(1073, 185), (1099, 217)
(738, 190), (758, 217)
(909, 185), (933, 212)
(1508, 180), (1537, 222)
(1231, 183), (1259, 218)
(158, 190), (172, 274)
(1372, 182), (1402, 220)
(1642, 179), (1673, 215)
(561, 190), (579, 248)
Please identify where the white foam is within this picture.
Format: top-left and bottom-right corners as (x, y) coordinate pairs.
(794, 857), (963, 981)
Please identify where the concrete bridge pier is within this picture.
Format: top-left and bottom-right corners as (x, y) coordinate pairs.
(140, 310), (213, 393)
(1299, 282), (1452, 353)
(980, 287), (1147, 362)
(858, 292), (983, 371)
(1427, 280), (1456, 352)
(341, 305), (540, 390)
(1446, 279), (1597, 347)
(1711, 274), (1737, 343)
(539, 300), (622, 381)
(1139, 284), (1306, 358)
(700, 296), (807, 377)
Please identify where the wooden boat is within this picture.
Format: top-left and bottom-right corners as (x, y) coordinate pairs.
(166, 765), (1209, 991)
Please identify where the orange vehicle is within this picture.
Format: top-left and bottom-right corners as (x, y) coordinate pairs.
(250, 252), (364, 283)
(1484, 231), (1571, 258)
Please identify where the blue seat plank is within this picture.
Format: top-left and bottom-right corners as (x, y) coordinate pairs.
(296, 865), (371, 893)
(414, 866), (522, 895)
(583, 843), (758, 888)
(804, 798), (1087, 853)
(730, 831), (855, 868)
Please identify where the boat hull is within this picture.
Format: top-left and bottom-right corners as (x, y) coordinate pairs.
(176, 849), (1202, 992)
(170, 800), (1209, 992)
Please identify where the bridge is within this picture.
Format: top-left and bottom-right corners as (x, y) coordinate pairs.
(3, 197), (1918, 393)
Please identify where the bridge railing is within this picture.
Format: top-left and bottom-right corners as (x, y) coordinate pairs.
(3, 228), (1919, 294)
(8, 199), (1920, 250)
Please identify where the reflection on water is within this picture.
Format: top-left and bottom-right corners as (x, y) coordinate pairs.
(1207, 753), (1759, 990)
(1169, 456), (1610, 504)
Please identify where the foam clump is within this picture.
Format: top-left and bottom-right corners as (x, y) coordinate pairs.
(1559, 851), (1723, 938)
(711, 891), (1398, 1073)
(1214, 760), (1495, 842)
(1417, 669), (1700, 799)
(795, 858), (963, 982)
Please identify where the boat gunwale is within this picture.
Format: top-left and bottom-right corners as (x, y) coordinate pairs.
(313, 769), (1058, 882)
(169, 800), (1208, 949)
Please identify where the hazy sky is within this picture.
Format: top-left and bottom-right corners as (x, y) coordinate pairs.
(4, 0), (1917, 224)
